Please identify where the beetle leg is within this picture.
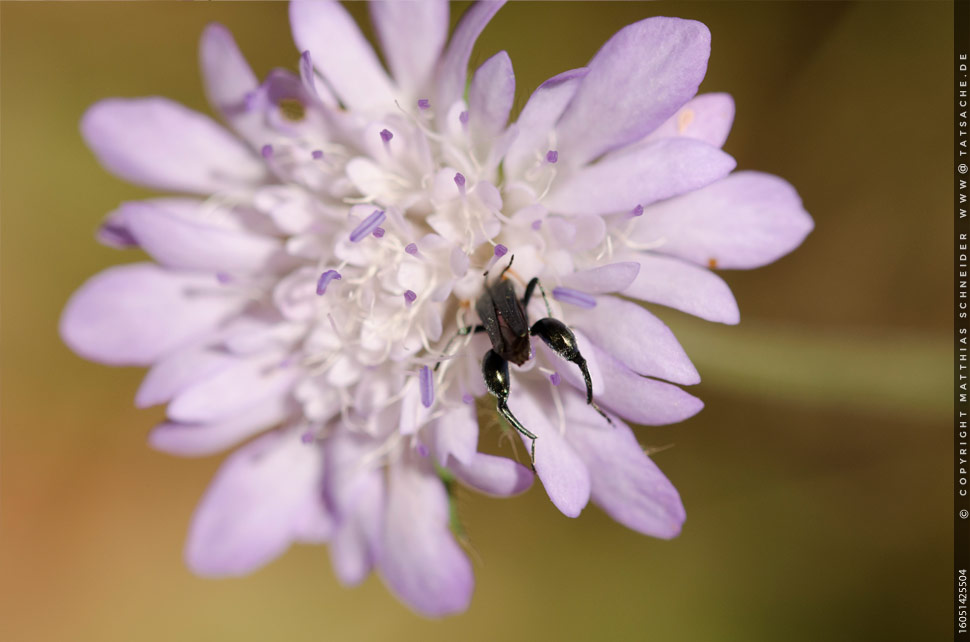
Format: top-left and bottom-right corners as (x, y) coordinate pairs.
(434, 324), (486, 372)
(531, 318), (613, 425)
(482, 349), (537, 470)
(522, 277), (553, 318)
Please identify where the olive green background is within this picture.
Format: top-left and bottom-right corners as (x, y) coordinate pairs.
(0, 2), (951, 641)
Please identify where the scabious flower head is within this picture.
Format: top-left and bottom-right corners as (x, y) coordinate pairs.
(60, 0), (812, 617)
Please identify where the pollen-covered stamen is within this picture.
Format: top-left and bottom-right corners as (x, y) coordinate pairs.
(546, 150), (559, 164)
(349, 210), (386, 242)
(552, 286), (596, 309)
(316, 269), (342, 295)
(419, 365), (434, 408)
(404, 290), (417, 307)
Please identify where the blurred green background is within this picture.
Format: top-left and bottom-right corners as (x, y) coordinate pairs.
(0, 2), (951, 641)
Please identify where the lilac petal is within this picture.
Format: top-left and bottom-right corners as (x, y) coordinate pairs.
(449, 453), (533, 497)
(562, 394), (685, 538)
(468, 51), (515, 137)
(552, 287), (596, 309)
(298, 51), (338, 108)
(167, 355), (298, 423)
(507, 384), (590, 517)
(60, 263), (242, 366)
(633, 171), (814, 270)
(432, 404), (479, 466)
(369, 0), (448, 96)
(136, 345), (236, 408)
(592, 346), (704, 426)
(379, 458), (473, 617)
(198, 23), (265, 142)
(185, 429), (330, 577)
(505, 68), (587, 178)
(330, 470), (384, 586)
(544, 137), (735, 216)
(641, 92), (735, 148)
(148, 395), (290, 457)
(433, 1), (505, 121)
(620, 253), (740, 324)
(567, 295), (700, 385)
(289, 0), (396, 111)
(80, 98), (265, 194)
(96, 205), (139, 248)
(556, 17), (711, 165)
(558, 262), (639, 294)
(121, 201), (281, 274)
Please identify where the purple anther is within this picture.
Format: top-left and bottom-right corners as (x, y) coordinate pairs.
(416, 442), (430, 457)
(546, 150), (559, 164)
(261, 144), (274, 159)
(550, 372), (562, 386)
(349, 210), (386, 243)
(405, 243), (419, 255)
(552, 286), (597, 309)
(531, 220), (543, 231)
(311, 149), (324, 160)
(417, 99), (430, 110)
(301, 432), (315, 444)
(459, 110), (469, 125)
(419, 366), (434, 408)
(494, 244), (508, 258)
(404, 290), (417, 306)
(462, 393), (475, 405)
(380, 128), (394, 143)
(372, 227), (385, 238)
(216, 272), (232, 285)
(316, 269), (342, 295)
(454, 172), (466, 196)
(630, 204), (644, 217)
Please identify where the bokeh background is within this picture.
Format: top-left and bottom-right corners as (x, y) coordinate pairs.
(0, 2), (952, 641)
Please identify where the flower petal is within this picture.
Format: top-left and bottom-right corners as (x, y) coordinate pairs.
(562, 394), (685, 538)
(379, 458), (473, 617)
(507, 383), (590, 517)
(80, 98), (266, 194)
(468, 50), (515, 138)
(555, 17), (711, 165)
(544, 137), (735, 216)
(434, 0), (505, 122)
(289, 0), (396, 111)
(432, 403), (479, 466)
(167, 354), (298, 423)
(641, 92), (735, 148)
(136, 344), (236, 408)
(60, 263), (242, 366)
(633, 171), (814, 269)
(569, 295), (700, 385)
(121, 201), (283, 274)
(558, 262), (639, 294)
(505, 68), (587, 179)
(369, 0), (449, 97)
(593, 347), (704, 426)
(185, 429), (330, 576)
(198, 23), (263, 142)
(621, 253), (740, 324)
(148, 395), (290, 457)
(330, 470), (383, 586)
(449, 453), (533, 497)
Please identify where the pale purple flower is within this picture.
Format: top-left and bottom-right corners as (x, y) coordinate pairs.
(59, 0), (812, 617)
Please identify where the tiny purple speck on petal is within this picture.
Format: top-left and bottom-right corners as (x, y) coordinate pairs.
(404, 290), (417, 306)
(552, 286), (596, 309)
(261, 144), (273, 159)
(494, 244), (508, 258)
(311, 149), (324, 160)
(459, 110), (469, 125)
(531, 220), (543, 231)
(373, 227), (385, 238)
(415, 442), (430, 457)
(380, 128), (393, 143)
(546, 150), (559, 164)
(405, 243), (419, 256)
(301, 432), (314, 444)
(462, 393), (474, 405)
(417, 99), (430, 110)
(630, 204), (644, 217)
(316, 269), (342, 295)
(550, 372), (562, 386)
(349, 210), (386, 243)
(419, 366), (434, 408)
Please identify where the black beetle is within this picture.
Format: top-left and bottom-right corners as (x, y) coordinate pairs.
(439, 256), (611, 468)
